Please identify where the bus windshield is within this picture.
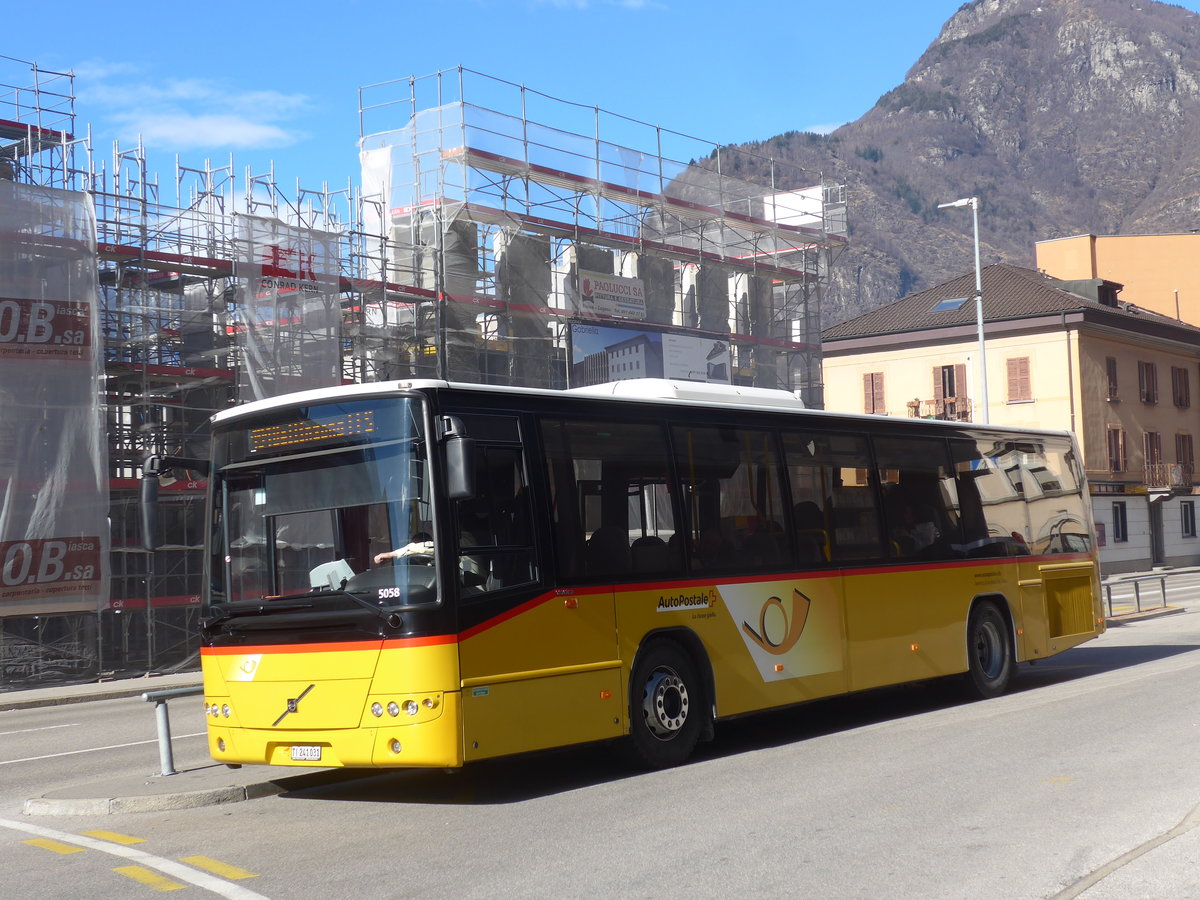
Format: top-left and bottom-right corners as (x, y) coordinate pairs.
(209, 398), (438, 610)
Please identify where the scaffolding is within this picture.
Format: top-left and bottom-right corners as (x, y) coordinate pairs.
(356, 68), (846, 401)
(0, 58), (846, 688)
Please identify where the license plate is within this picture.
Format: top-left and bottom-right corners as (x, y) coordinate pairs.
(290, 745), (322, 762)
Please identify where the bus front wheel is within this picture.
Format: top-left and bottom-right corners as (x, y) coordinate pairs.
(626, 639), (704, 769)
(965, 601), (1014, 699)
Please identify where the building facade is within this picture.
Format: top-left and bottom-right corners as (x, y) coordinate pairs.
(1036, 233), (1200, 326)
(822, 264), (1200, 575)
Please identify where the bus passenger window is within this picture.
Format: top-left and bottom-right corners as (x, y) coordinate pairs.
(874, 435), (961, 561)
(672, 424), (786, 574)
(540, 418), (678, 582)
(783, 430), (882, 563)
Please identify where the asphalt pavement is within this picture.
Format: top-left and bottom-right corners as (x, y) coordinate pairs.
(1, 671), (351, 816)
(0, 598), (1184, 817)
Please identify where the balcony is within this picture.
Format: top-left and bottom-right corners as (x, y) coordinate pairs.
(906, 396), (973, 422)
(1144, 463), (1193, 490)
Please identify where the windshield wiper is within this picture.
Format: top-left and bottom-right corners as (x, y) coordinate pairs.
(271, 587), (405, 630)
(200, 598), (315, 631)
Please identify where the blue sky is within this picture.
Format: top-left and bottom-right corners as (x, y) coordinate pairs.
(9, 0), (1200, 194)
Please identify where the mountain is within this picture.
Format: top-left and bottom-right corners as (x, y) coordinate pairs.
(721, 0), (1200, 325)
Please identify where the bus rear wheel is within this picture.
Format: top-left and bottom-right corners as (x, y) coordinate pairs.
(965, 601), (1013, 699)
(626, 639), (704, 769)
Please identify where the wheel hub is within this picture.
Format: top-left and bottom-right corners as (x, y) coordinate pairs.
(642, 668), (689, 739)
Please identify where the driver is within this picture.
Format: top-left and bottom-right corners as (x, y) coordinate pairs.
(373, 532), (434, 565)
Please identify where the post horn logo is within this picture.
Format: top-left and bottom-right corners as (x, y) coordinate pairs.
(742, 589), (812, 655)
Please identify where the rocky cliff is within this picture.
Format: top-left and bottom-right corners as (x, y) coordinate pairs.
(723, 0), (1200, 324)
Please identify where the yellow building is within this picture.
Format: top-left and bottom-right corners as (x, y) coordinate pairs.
(1036, 233), (1200, 324)
(822, 263), (1200, 574)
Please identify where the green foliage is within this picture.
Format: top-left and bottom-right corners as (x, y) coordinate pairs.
(856, 146), (884, 163)
(892, 178), (926, 215)
(876, 84), (959, 115)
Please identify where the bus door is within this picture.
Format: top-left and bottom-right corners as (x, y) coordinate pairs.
(455, 417), (622, 760)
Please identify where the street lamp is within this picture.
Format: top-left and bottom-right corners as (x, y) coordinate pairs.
(937, 196), (987, 424)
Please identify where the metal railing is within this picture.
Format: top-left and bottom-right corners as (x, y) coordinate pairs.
(1101, 572), (1174, 618)
(906, 396), (973, 422)
(1144, 462), (1193, 489)
(142, 685), (204, 776)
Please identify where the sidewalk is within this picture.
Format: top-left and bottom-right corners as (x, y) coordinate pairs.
(3, 671), (356, 816)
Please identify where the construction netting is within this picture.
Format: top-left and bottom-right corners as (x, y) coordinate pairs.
(0, 181), (108, 616)
(232, 213), (343, 401)
(357, 95), (839, 394)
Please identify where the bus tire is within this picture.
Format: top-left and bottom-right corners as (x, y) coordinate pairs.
(626, 638), (704, 769)
(964, 600), (1013, 699)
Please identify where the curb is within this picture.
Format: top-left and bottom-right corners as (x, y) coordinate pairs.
(1105, 606), (1185, 626)
(23, 780), (286, 816)
(0, 675), (203, 713)
(22, 768), (355, 817)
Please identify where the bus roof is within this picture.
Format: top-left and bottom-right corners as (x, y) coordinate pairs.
(210, 378), (1075, 442)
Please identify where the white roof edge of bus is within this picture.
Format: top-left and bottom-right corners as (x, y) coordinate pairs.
(566, 378), (806, 409)
(210, 378), (1074, 440)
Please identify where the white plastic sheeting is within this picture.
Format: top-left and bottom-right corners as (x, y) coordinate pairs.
(232, 214), (343, 401)
(0, 182), (108, 616)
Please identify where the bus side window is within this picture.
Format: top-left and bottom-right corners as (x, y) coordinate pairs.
(873, 435), (961, 561)
(540, 418), (677, 582)
(783, 430), (882, 563)
(672, 424), (787, 574)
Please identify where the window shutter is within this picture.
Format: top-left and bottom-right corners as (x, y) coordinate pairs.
(933, 367), (944, 402)
(954, 364), (966, 399)
(1007, 358), (1030, 402)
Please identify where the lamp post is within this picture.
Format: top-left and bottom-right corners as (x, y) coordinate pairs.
(937, 196), (987, 423)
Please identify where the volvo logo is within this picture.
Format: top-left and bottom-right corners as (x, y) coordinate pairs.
(273, 684), (315, 727)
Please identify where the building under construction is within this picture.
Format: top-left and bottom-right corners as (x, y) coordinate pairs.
(0, 59), (846, 687)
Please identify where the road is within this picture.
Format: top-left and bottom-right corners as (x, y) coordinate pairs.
(1, 576), (1199, 898)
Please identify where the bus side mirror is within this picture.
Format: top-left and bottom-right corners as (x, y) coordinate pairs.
(446, 436), (476, 500)
(140, 456), (162, 551)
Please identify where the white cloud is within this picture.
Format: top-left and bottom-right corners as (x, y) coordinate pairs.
(804, 122), (845, 135)
(110, 113), (298, 151)
(76, 62), (310, 151)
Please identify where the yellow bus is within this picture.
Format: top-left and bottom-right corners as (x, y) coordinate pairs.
(145, 378), (1104, 770)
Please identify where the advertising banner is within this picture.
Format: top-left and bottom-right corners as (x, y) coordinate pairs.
(577, 270), (646, 320)
(0, 182), (108, 616)
(569, 321), (730, 387)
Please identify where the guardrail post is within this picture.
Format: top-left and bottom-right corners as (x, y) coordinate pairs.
(1105, 582), (1114, 618)
(142, 686), (204, 777)
(152, 697), (176, 775)
(1159, 576), (1169, 608)
(1134, 580), (1143, 613)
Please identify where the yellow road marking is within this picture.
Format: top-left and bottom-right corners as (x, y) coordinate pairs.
(22, 838), (84, 854)
(114, 865), (187, 891)
(181, 855), (260, 880)
(83, 830), (146, 845)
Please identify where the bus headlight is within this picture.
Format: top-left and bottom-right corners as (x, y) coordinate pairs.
(371, 702), (384, 718)
(386, 701), (400, 717)
(402, 700), (419, 716)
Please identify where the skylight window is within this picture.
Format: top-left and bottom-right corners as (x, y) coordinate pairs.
(930, 297), (969, 312)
